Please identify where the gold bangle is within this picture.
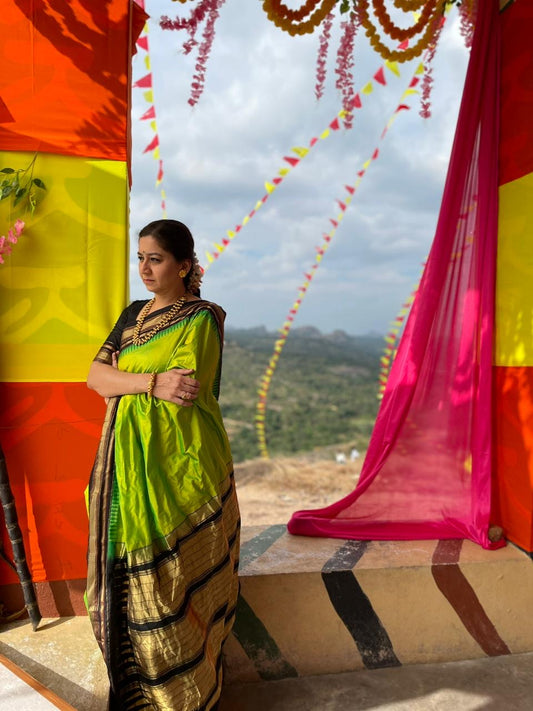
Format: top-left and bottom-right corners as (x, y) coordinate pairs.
(147, 372), (157, 397)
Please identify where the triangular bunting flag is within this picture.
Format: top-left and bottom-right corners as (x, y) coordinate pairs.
(362, 82), (373, 94)
(143, 89), (153, 103)
(137, 36), (149, 52)
(292, 146), (309, 158)
(143, 134), (159, 153)
(283, 156), (300, 166)
(329, 117), (340, 130)
(140, 105), (156, 120)
(133, 73), (153, 89)
(385, 60), (400, 77)
(373, 67), (386, 85)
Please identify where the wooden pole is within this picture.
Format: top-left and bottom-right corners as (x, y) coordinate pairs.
(0, 442), (41, 630)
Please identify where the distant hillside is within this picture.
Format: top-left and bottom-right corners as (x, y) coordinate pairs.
(219, 326), (384, 462)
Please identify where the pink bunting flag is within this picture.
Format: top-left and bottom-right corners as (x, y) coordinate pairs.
(140, 105), (156, 120)
(137, 35), (149, 52)
(273, 177), (283, 185)
(156, 161), (164, 183)
(143, 134), (159, 153)
(373, 67), (386, 85)
(345, 185), (355, 195)
(351, 93), (362, 109)
(133, 73), (153, 89)
(283, 156), (300, 167)
(310, 137), (318, 147)
(396, 104), (410, 112)
(329, 117), (340, 130)
(372, 148), (379, 160)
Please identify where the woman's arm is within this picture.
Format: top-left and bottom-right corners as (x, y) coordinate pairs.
(87, 361), (153, 398)
(87, 361), (200, 405)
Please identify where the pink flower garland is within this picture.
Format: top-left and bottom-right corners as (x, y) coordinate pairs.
(315, 12), (334, 101)
(160, 0), (227, 107)
(419, 16), (444, 120)
(335, 12), (359, 129)
(459, 1), (476, 49)
(0, 219), (25, 264)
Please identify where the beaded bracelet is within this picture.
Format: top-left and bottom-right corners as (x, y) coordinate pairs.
(147, 372), (157, 397)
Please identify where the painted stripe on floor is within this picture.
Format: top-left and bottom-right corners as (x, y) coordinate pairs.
(322, 542), (401, 670)
(431, 539), (511, 656)
(239, 524), (286, 570)
(231, 595), (298, 681)
(0, 653), (76, 710)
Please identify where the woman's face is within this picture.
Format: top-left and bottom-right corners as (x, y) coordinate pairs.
(138, 235), (187, 296)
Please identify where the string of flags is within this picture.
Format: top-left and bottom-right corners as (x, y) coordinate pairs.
(254, 65), (425, 460)
(134, 2), (167, 217)
(377, 279), (420, 400)
(202, 46), (414, 271)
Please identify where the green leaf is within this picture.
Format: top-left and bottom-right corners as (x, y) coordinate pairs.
(15, 187), (26, 198)
(0, 167), (15, 174)
(1, 185), (13, 199)
(32, 178), (46, 189)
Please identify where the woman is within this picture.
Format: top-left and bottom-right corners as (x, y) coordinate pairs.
(86, 219), (240, 710)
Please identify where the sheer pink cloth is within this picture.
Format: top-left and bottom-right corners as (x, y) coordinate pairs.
(288, 0), (503, 549)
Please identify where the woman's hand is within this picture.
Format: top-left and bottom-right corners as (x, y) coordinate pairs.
(153, 368), (200, 407)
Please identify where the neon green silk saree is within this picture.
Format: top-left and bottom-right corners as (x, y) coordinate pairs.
(86, 300), (240, 710)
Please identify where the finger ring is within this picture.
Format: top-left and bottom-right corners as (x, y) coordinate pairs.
(182, 392), (190, 400)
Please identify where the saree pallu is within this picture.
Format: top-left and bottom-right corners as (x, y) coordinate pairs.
(86, 301), (240, 710)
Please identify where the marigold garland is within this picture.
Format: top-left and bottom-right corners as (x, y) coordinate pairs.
(371, 0), (439, 41)
(359, 0), (445, 62)
(262, 0), (338, 35)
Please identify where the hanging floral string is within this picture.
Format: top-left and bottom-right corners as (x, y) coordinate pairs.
(160, 0), (227, 107)
(315, 12), (334, 100)
(255, 67), (422, 458)
(419, 14), (444, 118)
(0, 219), (25, 265)
(0, 155), (47, 266)
(458, 0), (476, 49)
(335, 10), (359, 127)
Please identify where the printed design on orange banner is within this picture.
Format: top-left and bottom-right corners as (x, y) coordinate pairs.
(0, 382), (106, 584)
(0, 1), (147, 160)
(134, 10), (168, 217)
(202, 55), (415, 270)
(255, 71), (422, 458)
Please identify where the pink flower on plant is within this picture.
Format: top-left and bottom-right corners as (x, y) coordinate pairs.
(7, 228), (16, 244)
(0, 236), (5, 250)
(14, 219), (25, 236)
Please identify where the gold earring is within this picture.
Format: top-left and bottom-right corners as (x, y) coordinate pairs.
(178, 269), (188, 278)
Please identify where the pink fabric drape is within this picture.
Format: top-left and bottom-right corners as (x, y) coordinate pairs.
(288, 0), (502, 550)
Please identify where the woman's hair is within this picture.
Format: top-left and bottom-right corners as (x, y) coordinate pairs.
(139, 219), (202, 296)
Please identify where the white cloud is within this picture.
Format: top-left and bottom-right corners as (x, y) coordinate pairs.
(129, 0), (469, 335)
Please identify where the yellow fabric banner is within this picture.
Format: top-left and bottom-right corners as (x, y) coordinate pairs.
(0, 151), (128, 381)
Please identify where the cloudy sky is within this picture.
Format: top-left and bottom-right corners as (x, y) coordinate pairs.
(129, 1), (470, 335)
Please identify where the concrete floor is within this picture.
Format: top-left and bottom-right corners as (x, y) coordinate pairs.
(1, 616), (532, 710)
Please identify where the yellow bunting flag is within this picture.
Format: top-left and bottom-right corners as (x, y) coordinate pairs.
(415, 62), (425, 75)
(143, 89), (153, 103)
(227, 230), (235, 239)
(362, 82), (373, 94)
(292, 146), (309, 158)
(320, 129), (330, 139)
(265, 182), (275, 194)
(205, 251), (214, 264)
(150, 120), (157, 131)
(144, 55), (151, 70)
(385, 60), (400, 77)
